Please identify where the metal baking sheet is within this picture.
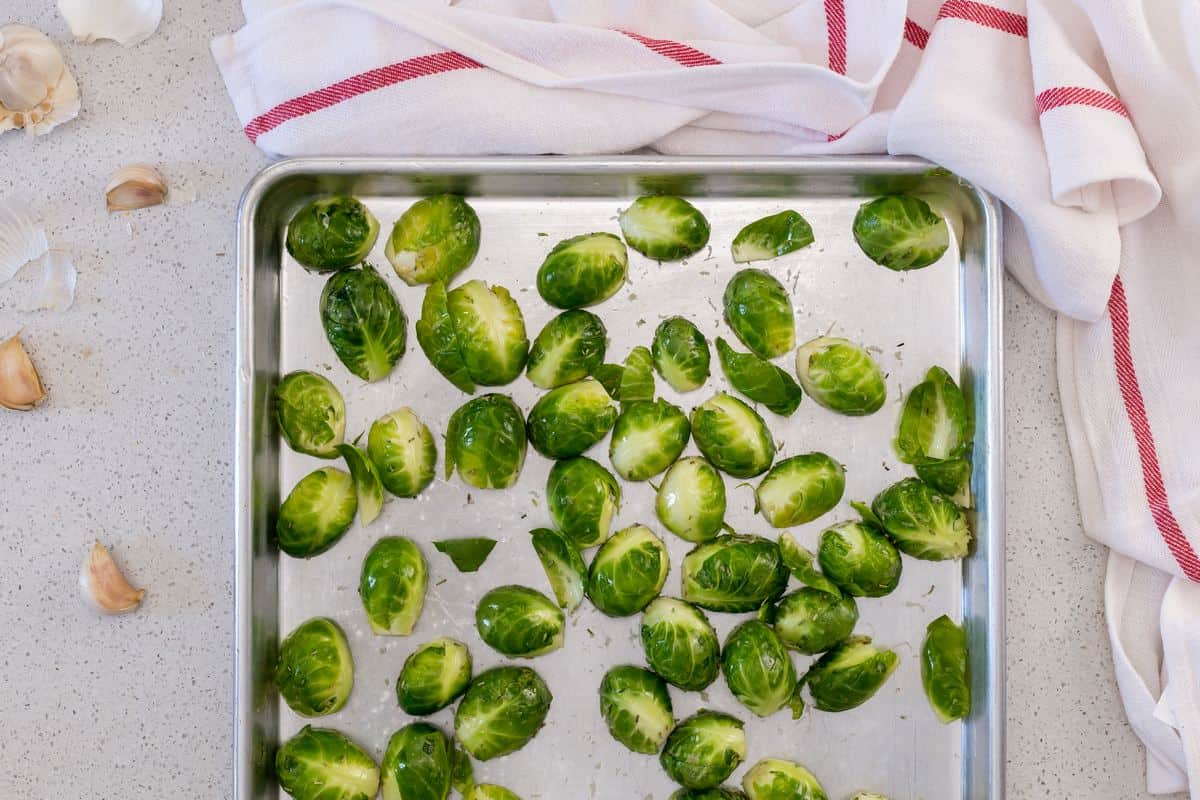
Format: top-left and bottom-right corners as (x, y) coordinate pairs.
(235, 156), (1004, 800)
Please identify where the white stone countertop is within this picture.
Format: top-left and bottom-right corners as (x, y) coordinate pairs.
(0, 3), (1182, 799)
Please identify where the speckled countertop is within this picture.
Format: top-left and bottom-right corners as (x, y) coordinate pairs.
(0, 3), (1179, 799)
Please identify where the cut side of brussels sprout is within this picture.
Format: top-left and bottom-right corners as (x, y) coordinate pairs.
(415, 280), (475, 394)
(367, 408), (437, 499)
(546, 456), (621, 549)
(320, 263), (407, 382)
(396, 637), (472, 716)
(380, 722), (452, 800)
(818, 520), (902, 597)
(691, 393), (776, 479)
(598, 664), (675, 754)
(895, 366), (969, 463)
(276, 617), (355, 717)
(768, 587), (858, 655)
(777, 532), (842, 597)
(432, 537), (497, 573)
(274, 370), (346, 458)
(656, 456), (727, 544)
(721, 620), (800, 718)
(476, 585), (565, 658)
(336, 444), (384, 526)
(652, 316), (711, 393)
(794, 336), (887, 416)
(871, 478), (972, 560)
(681, 534), (789, 613)
(277, 467), (358, 558)
(530, 528), (588, 611)
(445, 394), (527, 490)
(722, 269), (795, 359)
(640, 597), (721, 691)
(536, 232), (628, 309)
(276, 726), (380, 800)
(609, 399), (691, 481)
(446, 280), (529, 387)
(731, 210), (815, 264)
(802, 636), (899, 712)
(714, 338), (803, 417)
(360, 537), (428, 636)
(287, 196), (380, 273)
(921, 614), (971, 723)
(660, 710), (746, 790)
(852, 195), (949, 271)
(526, 310), (607, 389)
(385, 194), (480, 285)
(755, 452), (845, 527)
(587, 524), (670, 617)
(454, 666), (552, 761)
(527, 378), (618, 459)
(619, 196), (711, 261)
(741, 758), (827, 800)
(474, 785), (522, 800)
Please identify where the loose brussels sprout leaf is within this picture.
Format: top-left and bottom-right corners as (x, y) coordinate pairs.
(287, 196), (380, 273)
(852, 195), (949, 271)
(620, 346), (656, 407)
(652, 316), (711, 393)
(546, 456), (621, 549)
(794, 336), (887, 416)
(619, 196), (711, 261)
(768, 588), (858, 655)
(721, 620), (800, 718)
(446, 280), (529, 386)
(803, 636), (899, 711)
(415, 280), (475, 394)
(871, 478), (971, 560)
(536, 232), (628, 309)
(360, 536), (428, 635)
(276, 617), (354, 717)
(895, 366), (969, 464)
(526, 378), (618, 458)
(274, 370), (346, 458)
(445, 394), (527, 489)
(774, 533), (835, 595)
(691, 393), (776, 479)
(681, 534), (789, 613)
(380, 722), (451, 800)
(336, 444), (384, 526)
(715, 338), (803, 417)
(640, 597), (721, 691)
(817, 520), (902, 598)
(454, 666), (552, 761)
(432, 537), (497, 573)
(609, 399), (691, 481)
(660, 710), (746, 790)
(593, 362), (625, 400)
(915, 456), (972, 502)
(450, 742), (474, 796)
(526, 309), (607, 389)
(276, 726), (379, 800)
(731, 210), (815, 264)
(367, 408), (437, 499)
(588, 524), (670, 617)
(921, 614), (971, 723)
(474, 785), (522, 800)
(741, 758), (827, 800)
(530, 528), (588, 611)
(476, 585), (565, 658)
(396, 637), (472, 716)
(385, 194), (480, 285)
(598, 664), (675, 754)
(277, 467), (358, 558)
(722, 269), (795, 359)
(755, 452), (845, 527)
(320, 263), (407, 382)
(656, 456), (727, 544)
(672, 790), (749, 800)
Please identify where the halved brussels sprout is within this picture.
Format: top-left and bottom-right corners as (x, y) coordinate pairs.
(656, 456), (726, 544)
(336, 444), (384, 526)
(794, 336), (886, 416)
(871, 478), (971, 560)
(803, 636), (899, 712)
(274, 370), (345, 458)
(640, 597), (721, 691)
(546, 456), (620, 549)
(446, 280), (528, 386)
(526, 378), (617, 458)
(587, 524), (670, 617)
(722, 269), (794, 359)
(609, 399), (691, 481)
(731, 210), (815, 264)
(476, 585), (565, 658)
(454, 666), (552, 761)
(715, 338), (803, 417)
(755, 452), (845, 527)
(895, 366), (969, 463)
(653, 317), (711, 393)
(287, 196), (380, 273)
(396, 637), (472, 716)
(681, 534), (789, 613)
(721, 620), (800, 718)
(921, 614), (971, 723)
(672, 790), (749, 800)
(536, 232), (628, 309)
(598, 664), (675, 754)
(852, 195), (949, 271)
(777, 532), (842, 597)
(360, 536), (427, 635)
(818, 520), (902, 597)
(380, 722), (451, 800)
(530, 528), (588, 611)
(320, 263), (407, 382)
(367, 408), (437, 499)
(475, 786), (522, 800)
(619, 196), (710, 261)
(276, 617), (354, 717)
(276, 726), (379, 800)
(916, 457), (972, 502)
(767, 588), (858, 655)
(415, 280), (475, 394)
(741, 758), (827, 800)
(277, 467), (357, 558)
(660, 710), (746, 790)
(526, 309), (607, 389)
(691, 393), (776, 479)
(385, 194), (480, 285)
(445, 394), (527, 490)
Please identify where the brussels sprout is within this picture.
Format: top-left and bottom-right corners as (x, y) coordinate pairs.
(640, 597), (721, 691)
(474, 786), (521, 800)
(715, 338), (803, 417)
(433, 538), (497, 573)
(530, 528), (588, 611)
(367, 408), (437, 499)
(915, 457), (972, 501)
(741, 758), (827, 800)
(380, 722), (451, 800)
(446, 280), (528, 386)
(587, 524), (670, 617)
(660, 710), (746, 790)
(274, 371), (346, 458)
(415, 280), (475, 394)
(777, 532), (841, 597)
(336, 444), (384, 526)
(276, 617), (354, 717)
(320, 264), (407, 382)
(619, 196), (710, 260)
(722, 269), (795, 359)
(609, 399), (691, 481)
(721, 620), (800, 718)
(848, 794), (888, 800)
(691, 393), (776, 479)
(454, 666), (552, 761)
(287, 196), (380, 273)
(476, 585), (565, 658)
(526, 310), (607, 389)
(671, 790), (749, 800)
(755, 452), (845, 527)
(276, 726), (379, 800)
(794, 336), (886, 416)
(653, 317), (711, 393)
(817, 520), (902, 597)
(871, 478), (971, 560)
(731, 210), (815, 263)
(852, 195), (949, 271)
(450, 741), (474, 797)
(598, 665), (675, 754)
(445, 394), (527, 490)
(895, 366), (969, 463)
(546, 456), (620, 548)
(593, 362), (625, 400)
(536, 232), (628, 309)
(803, 636), (899, 712)
(921, 614), (971, 723)
(277, 467), (358, 558)
(681, 534), (789, 613)
(360, 537), (428, 635)
(656, 456), (726, 543)
(385, 195), (480, 285)
(620, 346), (656, 405)
(767, 588), (858, 655)
(396, 637), (472, 716)
(526, 378), (617, 458)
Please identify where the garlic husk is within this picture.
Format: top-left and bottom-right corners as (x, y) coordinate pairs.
(0, 332), (47, 410)
(58, 0), (163, 47)
(0, 196), (49, 284)
(21, 251), (77, 311)
(0, 25), (80, 137)
(106, 165), (168, 212)
(80, 540), (145, 614)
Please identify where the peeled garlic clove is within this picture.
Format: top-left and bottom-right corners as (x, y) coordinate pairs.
(0, 25), (80, 137)
(58, 0), (163, 47)
(106, 164), (168, 212)
(0, 196), (49, 283)
(80, 540), (145, 614)
(0, 332), (47, 410)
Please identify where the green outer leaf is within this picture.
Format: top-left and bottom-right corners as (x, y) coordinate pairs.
(680, 534), (789, 613)
(690, 393), (776, 479)
(768, 588), (858, 655)
(754, 452), (845, 527)
(336, 443), (384, 526)
(593, 363), (625, 400)
(474, 785), (523, 800)
(640, 597), (721, 691)
(608, 399), (691, 481)
(526, 378), (618, 459)
(454, 666), (552, 761)
(395, 637), (472, 716)
(921, 614), (971, 723)
(274, 370), (346, 458)
(475, 585), (565, 658)
(652, 317), (711, 393)
(777, 533), (841, 597)
(620, 346), (656, 407)
(587, 524), (670, 617)
(659, 710), (746, 790)
(359, 536), (428, 635)
(433, 537), (498, 572)
(817, 520), (903, 598)
(530, 528), (588, 611)
(794, 336), (887, 416)
(895, 366), (969, 464)
(416, 280), (475, 394)
(536, 232), (628, 309)
(445, 394), (527, 489)
(275, 617), (355, 717)
(715, 338), (802, 417)
(276, 467), (358, 558)
(320, 263), (407, 382)
(275, 726), (380, 800)
(546, 456), (621, 549)
(802, 636), (899, 712)
(722, 269), (795, 359)
(741, 758), (828, 800)
(450, 741), (474, 796)
(852, 195), (949, 271)
(598, 664), (675, 754)
(526, 309), (607, 389)
(619, 196), (711, 261)
(385, 194), (480, 285)
(731, 210), (815, 263)
(380, 722), (452, 800)
(367, 408), (437, 499)
(916, 457), (972, 500)
(446, 280), (529, 387)
(286, 196), (380, 273)
(871, 477), (972, 560)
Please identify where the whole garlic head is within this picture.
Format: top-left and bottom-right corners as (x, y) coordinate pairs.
(0, 25), (81, 137)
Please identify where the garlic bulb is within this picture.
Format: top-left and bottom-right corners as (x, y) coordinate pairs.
(58, 0), (163, 47)
(0, 25), (80, 137)
(0, 196), (48, 283)
(80, 540), (146, 614)
(105, 164), (168, 212)
(0, 332), (47, 410)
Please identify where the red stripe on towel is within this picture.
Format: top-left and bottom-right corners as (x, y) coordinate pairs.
(618, 30), (722, 67)
(904, 18), (931, 49)
(1036, 86), (1129, 118)
(825, 0), (848, 74)
(936, 0), (1028, 37)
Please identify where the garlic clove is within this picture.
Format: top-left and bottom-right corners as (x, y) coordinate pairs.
(0, 196), (49, 284)
(80, 540), (145, 614)
(0, 25), (80, 138)
(58, 0), (163, 47)
(105, 165), (168, 213)
(0, 331), (47, 410)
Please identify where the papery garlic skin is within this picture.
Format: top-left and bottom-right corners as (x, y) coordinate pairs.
(80, 541), (145, 614)
(0, 197), (49, 283)
(105, 165), (168, 212)
(58, 0), (163, 47)
(0, 25), (80, 137)
(0, 332), (47, 411)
